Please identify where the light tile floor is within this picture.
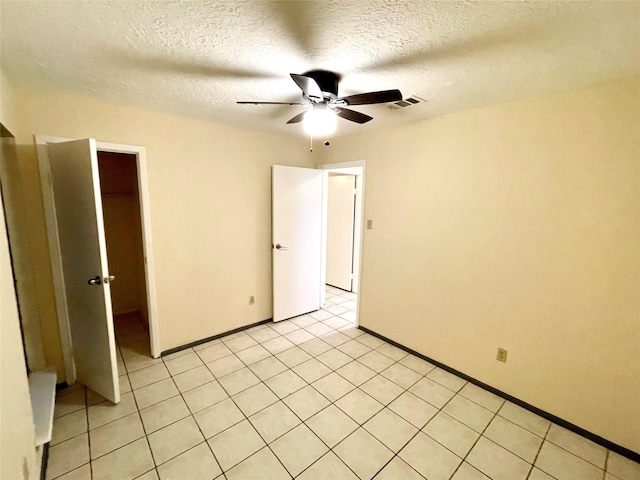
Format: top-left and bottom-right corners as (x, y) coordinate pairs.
(49, 287), (640, 480)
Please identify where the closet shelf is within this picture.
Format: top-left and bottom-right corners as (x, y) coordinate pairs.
(102, 192), (135, 198)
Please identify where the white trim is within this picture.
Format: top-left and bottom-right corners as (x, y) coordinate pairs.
(95, 141), (160, 358)
(320, 171), (328, 307)
(317, 160), (366, 327)
(318, 160), (366, 171)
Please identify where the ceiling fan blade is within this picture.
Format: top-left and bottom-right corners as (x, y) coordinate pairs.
(290, 74), (323, 101)
(237, 101), (304, 105)
(286, 112), (307, 124)
(334, 107), (373, 124)
(337, 89), (402, 106)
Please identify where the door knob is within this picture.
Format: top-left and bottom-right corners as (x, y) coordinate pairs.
(274, 244), (288, 250)
(87, 276), (102, 285)
(104, 275), (115, 284)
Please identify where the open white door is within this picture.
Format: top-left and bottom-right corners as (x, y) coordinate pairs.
(47, 139), (120, 403)
(272, 165), (323, 322)
(326, 174), (356, 291)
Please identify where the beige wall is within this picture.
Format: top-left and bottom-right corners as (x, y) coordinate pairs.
(322, 75), (640, 453)
(9, 86), (314, 361)
(0, 73), (38, 480)
(2, 69), (66, 378)
(0, 72), (45, 369)
(1, 124), (47, 372)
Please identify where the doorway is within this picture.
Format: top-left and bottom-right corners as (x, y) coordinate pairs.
(320, 162), (365, 327)
(97, 151), (152, 374)
(326, 173), (359, 293)
(271, 162), (365, 328)
(36, 136), (159, 394)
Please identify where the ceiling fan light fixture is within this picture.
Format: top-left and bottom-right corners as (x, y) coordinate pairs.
(303, 108), (337, 137)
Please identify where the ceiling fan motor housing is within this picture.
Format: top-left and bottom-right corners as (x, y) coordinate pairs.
(304, 70), (340, 100)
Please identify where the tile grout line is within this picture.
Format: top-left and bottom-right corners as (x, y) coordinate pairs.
(92, 354), (540, 480)
(527, 418), (610, 477)
(363, 360), (464, 478)
(168, 373), (226, 479)
(51, 348), (117, 478)
(448, 389), (501, 480)
(321, 374), (424, 480)
(208, 351), (300, 478)
(63, 297), (623, 480)
(206, 348), (306, 459)
(52, 329), (409, 426)
(84, 385), (95, 480)
(65, 300), (382, 471)
(73, 319), (151, 478)
(119, 324), (160, 478)
(149, 363), (211, 470)
(228, 395), (296, 478)
(127, 355), (217, 475)
(544, 436), (611, 473)
(53, 316), (213, 478)
(138, 329), (227, 476)
(54, 319), (407, 479)
(127, 313), (424, 478)
(202, 295), (355, 478)
(527, 422), (556, 480)
(119, 317), (170, 476)
(365, 406), (432, 480)
(251, 326), (421, 479)
(206, 314), (366, 479)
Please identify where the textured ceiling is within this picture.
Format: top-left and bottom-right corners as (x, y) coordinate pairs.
(1, 1), (639, 137)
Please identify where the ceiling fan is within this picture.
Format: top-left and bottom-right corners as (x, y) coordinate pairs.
(237, 70), (402, 126)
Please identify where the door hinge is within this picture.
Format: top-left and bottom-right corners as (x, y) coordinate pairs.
(350, 273), (354, 279)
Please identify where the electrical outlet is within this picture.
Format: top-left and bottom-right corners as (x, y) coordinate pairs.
(496, 348), (508, 363)
(249, 296), (255, 305)
(367, 219), (373, 230)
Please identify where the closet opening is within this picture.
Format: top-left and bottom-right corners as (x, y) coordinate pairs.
(97, 152), (151, 371)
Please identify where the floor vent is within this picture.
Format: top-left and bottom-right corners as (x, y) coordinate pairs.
(389, 95), (427, 109)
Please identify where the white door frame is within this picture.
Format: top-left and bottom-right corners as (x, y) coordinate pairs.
(317, 160), (366, 327)
(36, 135), (160, 384)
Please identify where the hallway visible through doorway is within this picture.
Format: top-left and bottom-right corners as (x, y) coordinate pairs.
(309, 285), (358, 326)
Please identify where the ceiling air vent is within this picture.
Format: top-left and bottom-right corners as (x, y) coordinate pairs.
(389, 95), (427, 110)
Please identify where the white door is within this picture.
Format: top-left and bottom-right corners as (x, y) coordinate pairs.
(326, 174), (356, 291)
(47, 139), (120, 403)
(272, 165), (323, 322)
